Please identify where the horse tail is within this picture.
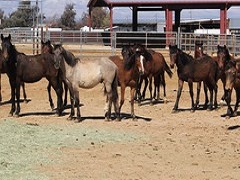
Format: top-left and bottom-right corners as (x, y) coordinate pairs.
(163, 57), (173, 78)
(111, 70), (119, 103)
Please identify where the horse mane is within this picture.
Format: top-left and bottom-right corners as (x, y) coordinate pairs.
(224, 47), (232, 62)
(177, 48), (194, 65)
(124, 53), (136, 70)
(56, 45), (78, 67)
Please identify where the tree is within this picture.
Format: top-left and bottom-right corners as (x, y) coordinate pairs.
(1, 0), (34, 28)
(91, 7), (110, 28)
(60, 3), (76, 29)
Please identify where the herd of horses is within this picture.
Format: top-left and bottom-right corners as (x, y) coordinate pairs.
(0, 33), (240, 122)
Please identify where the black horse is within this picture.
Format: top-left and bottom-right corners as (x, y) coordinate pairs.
(1, 34), (63, 116)
(169, 45), (218, 112)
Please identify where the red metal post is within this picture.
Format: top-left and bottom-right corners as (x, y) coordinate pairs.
(220, 6), (227, 34)
(109, 6), (113, 31)
(165, 8), (173, 46)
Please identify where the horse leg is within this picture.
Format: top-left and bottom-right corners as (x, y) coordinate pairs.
(161, 73), (167, 103)
(104, 83), (113, 121)
(141, 77), (148, 101)
(67, 83), (75, 120)
(48, 77), (63, 116)
(119, 85), (126, 115)
(220, 77), (226, 106)
(148, 75), (153, 105)
(172, 79), (184, 113)
(21, 82), (27, 103)
(111, 75), (120, 121)
(0, 73), (2, 102)
(15, 79), (21, 117)
(130, 87), (136, 120)
(136, 76), (143, 105)
(203, 83), (209, 109)
(195, 82), (201, 109)
(63, 81), (68, 107)
(233, 89), (240, 117)
(47, 82), (55, 110)
(225, 89), (233, 118)
(213, 83), (218, 109)
(153, 74), (160, 101)
(9, 79), (16, 116)
(188, 81), (195, 112)
(73, 89), (82, 122)
(207, 87), (214, 111)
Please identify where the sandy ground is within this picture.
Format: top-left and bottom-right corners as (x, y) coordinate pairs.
(0, 57), (240, 180)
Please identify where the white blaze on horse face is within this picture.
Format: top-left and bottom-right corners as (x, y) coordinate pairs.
(140, 55), (145, 74)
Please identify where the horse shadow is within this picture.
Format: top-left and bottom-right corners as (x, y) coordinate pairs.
(227, 125), (240, 131)
(0, 98), (31, 106)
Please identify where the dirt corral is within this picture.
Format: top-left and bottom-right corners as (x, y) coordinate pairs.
(0, 54), (239, 180)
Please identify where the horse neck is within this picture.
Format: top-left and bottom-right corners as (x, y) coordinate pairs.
(176, 51), (193, 69)
(62, 49), (77, 67)
(8, 45), (18, 64)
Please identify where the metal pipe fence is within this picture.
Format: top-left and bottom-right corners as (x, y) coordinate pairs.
(0, 28), (240, 56)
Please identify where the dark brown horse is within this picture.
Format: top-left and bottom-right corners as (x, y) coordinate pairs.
(169, 45), (218, 112)
(224, 60), (240, 118)
(1, 34), (63, 116)
(41, 40), (69, 109)
(132, 44), (173, 105)
(0, 48), (27, 103)
(194, 41), (209, 108)
(109, 46), (145, 120)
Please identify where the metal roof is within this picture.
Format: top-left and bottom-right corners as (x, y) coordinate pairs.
(88, 0), (240, 8)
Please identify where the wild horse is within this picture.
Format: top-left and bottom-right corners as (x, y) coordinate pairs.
(132, 44), (173, 105)
(169, 45), (218, 112)
(109, 46), (145, 120)
(1, 34), (63, 116)
(224, 60), (240, 118)
(41, 40), (69, 109)
(0, 48), (27, 103)
(194, 41), (209, 108)
(53, 44), (120, 122)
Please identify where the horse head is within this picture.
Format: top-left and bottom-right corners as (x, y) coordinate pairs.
(41, 40), (53, 54)
(53, 44), (64, 69)
(225, 60), (237, 91)
(121, 46), (134, 61)
(194, 41), (204, 58)
(169, 45), (178, 69)
(1, 34), (15, 61)
(217, 45), (231, 70)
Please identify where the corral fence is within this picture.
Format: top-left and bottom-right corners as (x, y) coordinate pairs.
(1, 28), (240, 57)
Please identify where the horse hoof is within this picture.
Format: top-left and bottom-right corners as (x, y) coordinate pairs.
(104, 118), (111, 122)
(14, 114), (19, 118)
(219, 100), (225, 107)
(172, 109), (178, 113)
(138, 102), (142, 106)
(225, 115), (230, 119)
(74, 119), (82, 123)
(67, 116), (74, 121)
(115, 118), (121, 122)
(233, 112), (238, 117)
(190, 109), (195, 113)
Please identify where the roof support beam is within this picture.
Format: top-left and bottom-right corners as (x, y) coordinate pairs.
(220, 6), (227, 34)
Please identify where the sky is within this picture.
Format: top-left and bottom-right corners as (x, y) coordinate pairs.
(0, 0), (239, 22)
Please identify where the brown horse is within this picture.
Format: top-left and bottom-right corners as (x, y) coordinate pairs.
(224, 60), (240, 118)
(169, 45), (218, 112)
(132, 44), (173, 105)
(1, 34), (63, 117)
(194, 41), (209, 108)
(0, 48), (27, 103)
(41, 40), (69, 109)
(109, 46), (145, 120)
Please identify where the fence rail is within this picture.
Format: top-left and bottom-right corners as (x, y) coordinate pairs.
(1, 29), (240, 56)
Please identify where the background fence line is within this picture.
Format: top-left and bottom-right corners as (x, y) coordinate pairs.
(1, 29), (240, 56)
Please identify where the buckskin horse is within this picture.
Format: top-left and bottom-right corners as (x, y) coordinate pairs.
(53, 44), (120, 122)
(1, 34), (63, 117)
(169, 45), (218, 112)
(109, 46), (145, 120)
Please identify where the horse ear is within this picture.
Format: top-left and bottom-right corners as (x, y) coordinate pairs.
(8, 34), (11, 40)
(41, 40), (44, 44)
(1, 34), (3, 41)
(47, 40), (51, 45)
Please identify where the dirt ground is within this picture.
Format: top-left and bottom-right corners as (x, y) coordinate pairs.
(0, 57), (240, 180)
